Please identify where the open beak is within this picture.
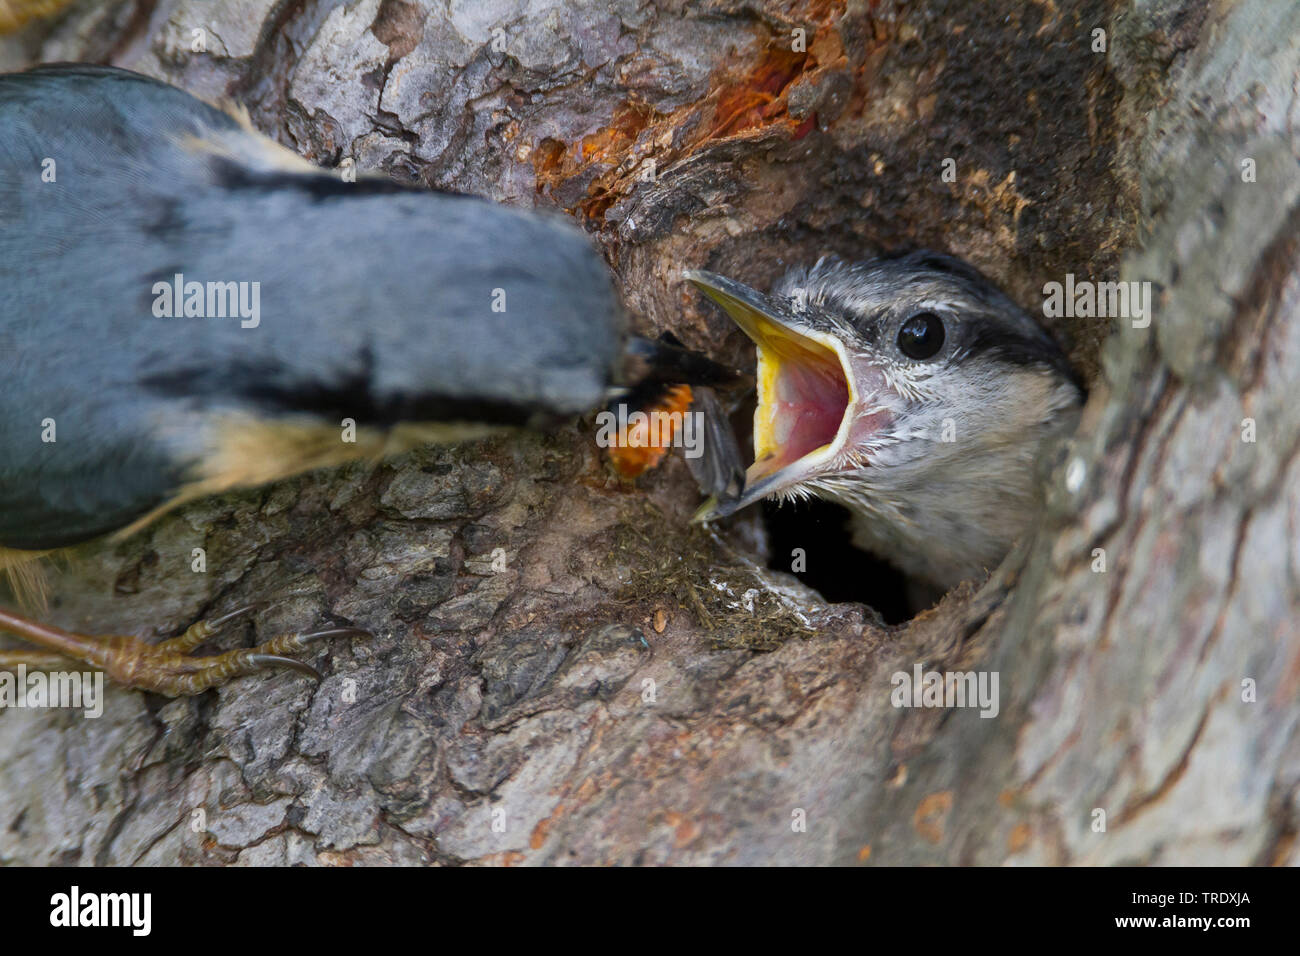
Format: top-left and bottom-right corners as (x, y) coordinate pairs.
(684, 269), (862, 520)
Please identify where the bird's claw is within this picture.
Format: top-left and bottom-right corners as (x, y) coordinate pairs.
(244, 654), (322, 681)
(296, 626), (372, 644)
(0, 606), (374, 697)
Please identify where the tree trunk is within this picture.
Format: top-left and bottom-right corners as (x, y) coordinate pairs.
(1, 0), (1296, 865)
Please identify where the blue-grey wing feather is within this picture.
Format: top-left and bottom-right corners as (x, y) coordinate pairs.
(0, 65), (624, 550)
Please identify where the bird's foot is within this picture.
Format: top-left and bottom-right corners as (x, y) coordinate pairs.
(0, 604), (370, 696)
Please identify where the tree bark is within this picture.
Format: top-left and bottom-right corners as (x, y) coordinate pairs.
(0, 0), (1296, 865)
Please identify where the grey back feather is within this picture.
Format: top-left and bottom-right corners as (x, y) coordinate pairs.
(0, 66), (624, 548)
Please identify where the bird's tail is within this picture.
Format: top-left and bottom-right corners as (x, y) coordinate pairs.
(0, 546), (52, 613)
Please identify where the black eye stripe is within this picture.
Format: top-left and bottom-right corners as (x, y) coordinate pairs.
(897, 311), (945, 360)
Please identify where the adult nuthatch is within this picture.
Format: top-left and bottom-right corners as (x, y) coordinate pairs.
(0, 65), (731, 694)
(687, 251), (1084, 593)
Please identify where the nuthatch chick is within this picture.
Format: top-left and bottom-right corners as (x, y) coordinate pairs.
(687, 251), (1084, 592)
(0, 65), (729, 694)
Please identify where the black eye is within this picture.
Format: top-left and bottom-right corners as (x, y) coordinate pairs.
(897, 312), (945, 360)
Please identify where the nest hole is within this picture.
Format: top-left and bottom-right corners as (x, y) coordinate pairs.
(761, 497), (915, 625)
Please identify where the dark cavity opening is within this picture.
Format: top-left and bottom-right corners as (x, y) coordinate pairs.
(761, 497), (915, 625)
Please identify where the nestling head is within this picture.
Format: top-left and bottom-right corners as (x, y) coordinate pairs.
(688, 250), (1084, 591)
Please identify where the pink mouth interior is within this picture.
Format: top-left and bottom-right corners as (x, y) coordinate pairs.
(752, 337), (850, 479)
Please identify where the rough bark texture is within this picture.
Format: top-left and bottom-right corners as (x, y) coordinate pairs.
(0, 0), (1296, 865)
